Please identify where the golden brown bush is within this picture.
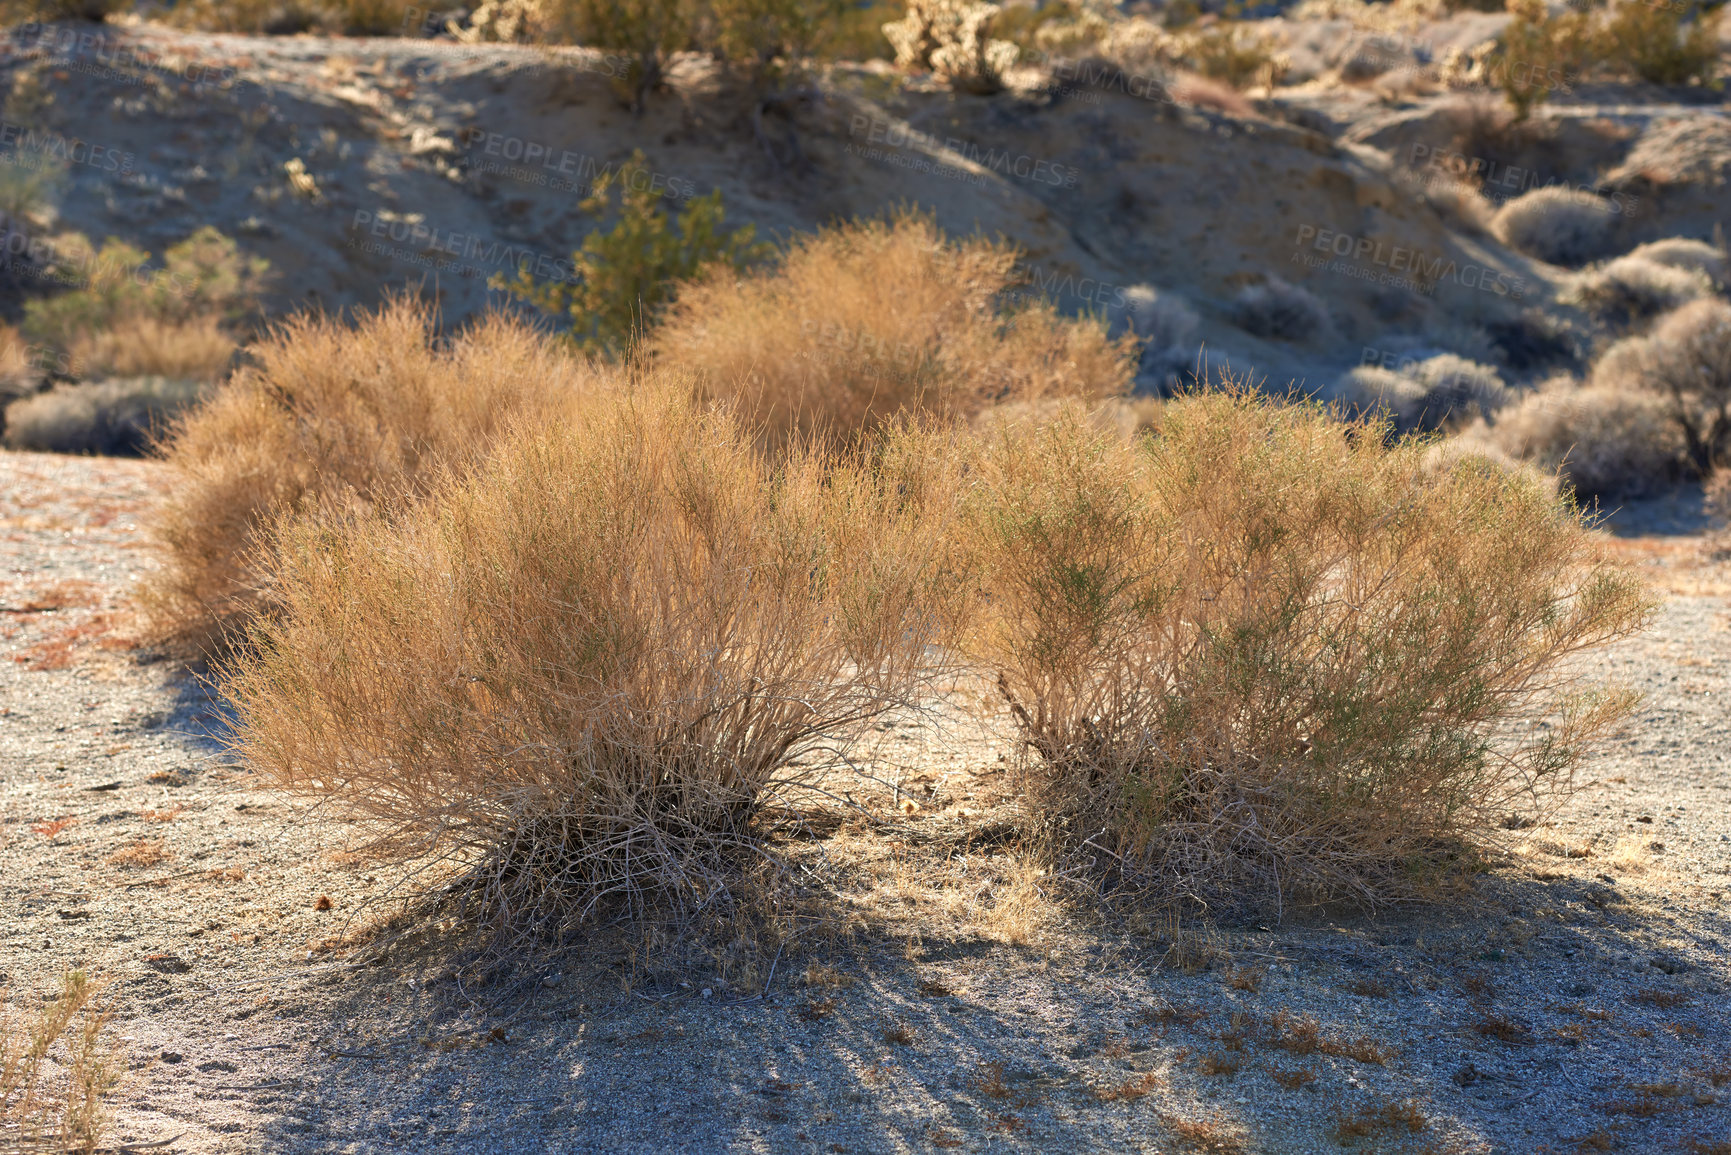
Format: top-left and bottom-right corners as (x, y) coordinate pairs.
(650, 214), (1134, 450)
(962, 390), (1652, 908)
(68, 315), (237, 383)
(140, 298), (595, 657)
(223, 379), (965, 936)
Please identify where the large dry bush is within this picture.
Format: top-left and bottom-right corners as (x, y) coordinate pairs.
(1492, 187), (1615, 267)
(1591, 299), (1731, 475)
(1468, 377), (1682, 500)
(224, 381), (964, 936)
(141, 298), (593, 657)
(962, 391), (1651, 909)
(650, 214), (1134, 449)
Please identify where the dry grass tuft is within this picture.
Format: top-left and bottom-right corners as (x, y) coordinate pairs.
(140, 297), (596, 657)
(104, 840), (170, 869)
(963, 389), (1652, 909)
(1198, 1052), (1240, 1077)
(651, 212), (1133, 451)
(223, 377), (964, 942)
(1268, 1064), (1317, 1090)
(1, 971), (117, 1155)
(1091, 1071), (1162, 1101)
(1333, 1097), (1427, 1144)
(1261, 1011), (1393, 1065)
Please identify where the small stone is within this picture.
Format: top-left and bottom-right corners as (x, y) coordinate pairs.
(701, 988), (713, 999)
(541, 975), (561, 988)
(160, 1051), (183, 1064)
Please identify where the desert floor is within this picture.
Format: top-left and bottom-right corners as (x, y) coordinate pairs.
(3, 449), (1728, 1155)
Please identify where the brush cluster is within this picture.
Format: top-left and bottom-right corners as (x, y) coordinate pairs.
(142, 219), (1651, 935)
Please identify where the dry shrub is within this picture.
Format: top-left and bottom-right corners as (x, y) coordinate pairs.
(67, 315), (236, 383)
(1588, 300), (1731, 476)
(104, 840), (170, 869)
(223, 379), (964, 939)
(651, 213), (1133, 450)
(1468, 376), (1683, 500)
(140, 298), (594, 657)
(1493, 187), (1615, 267)
(3, 377), (208, 457)
(1332, 354), (1507, 434)
(1, 971), (116, 1155)
(1625, 237), (1727, 288)
(1231, 276), (1333, 344)
(963, 390), (1652, 908)
(1564, 255), (1712, 327)
(1600, 0), (1721, 87)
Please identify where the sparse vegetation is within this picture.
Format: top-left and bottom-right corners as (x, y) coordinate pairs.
(0, 970), (116, 1155)
(1600, 0), (1721, 87)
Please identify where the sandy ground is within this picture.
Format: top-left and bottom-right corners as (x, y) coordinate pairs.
(3, 448), (1729, 1155)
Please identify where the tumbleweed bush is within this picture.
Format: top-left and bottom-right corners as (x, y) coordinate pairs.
(963, 390), (1652, 908)
(140, 297), (594, 657)
(651, 213), (1134, 450)
(223, 380), (966, 937)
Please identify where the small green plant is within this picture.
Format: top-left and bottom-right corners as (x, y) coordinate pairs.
(1600, 0), (1721, 87)
(1495, 0), (1597, 119)
(493, 150), (768, 356)
(560, 0), (693, 108)
(1, 970), (117, 1155)
(1171, 20), (1288, 90)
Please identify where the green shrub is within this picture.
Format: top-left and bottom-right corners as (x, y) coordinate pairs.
(20, 228), (266, 370)
(1495, 0), (1598, 119)
(1600, 0), (1721, 87)
(493, 151), (768, 356)
(962, 391), (1652, 908)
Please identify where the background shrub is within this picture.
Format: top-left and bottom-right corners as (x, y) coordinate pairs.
(962, 391), (1651, 908)
(3, 377), (207, 456)
(883, 0), (1021, 93)
(223, 381), (964, 937)
(1590, 299), (1731, 475)
(650, 213), (1134, 449)
(1469, 377), (1683, 499)
(1492, 187), (1615, 267)
(140, 298), (594, 657)
(1600, 0), (1720, 87)
(1231, 276), (1333, 343)
(1563, 254), (1712, 327)
(1624, 237), (1726, 288)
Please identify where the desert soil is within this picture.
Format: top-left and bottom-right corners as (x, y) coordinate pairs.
(2, 448), (1728, 1155)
